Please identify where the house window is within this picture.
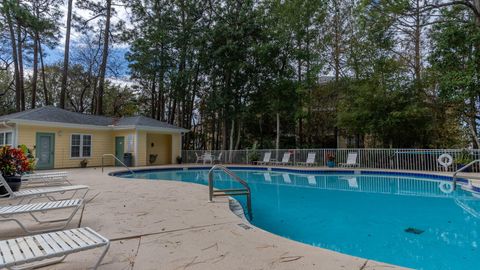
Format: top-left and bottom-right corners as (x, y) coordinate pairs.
(71, 134), (92, 158)
(0, 132), (13, 146)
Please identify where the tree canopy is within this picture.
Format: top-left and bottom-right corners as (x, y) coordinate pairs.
(0, 0), (479, 149)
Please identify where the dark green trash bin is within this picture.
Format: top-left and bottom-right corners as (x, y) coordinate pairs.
(123, 153), (133, 167)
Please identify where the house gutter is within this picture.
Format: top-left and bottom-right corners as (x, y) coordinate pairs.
(0, 121), (14, 129)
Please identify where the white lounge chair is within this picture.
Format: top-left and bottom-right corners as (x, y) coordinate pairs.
(339, 153), (360, 167)
(22, 171), (70, 186)
(0, 175), (88, 204)
(0, 199), (83, 234)
(271, 153), (291, 166)
(213, 152), (223, 164)
(297, 153), (316, 166)
(195, 152), (204, 163)
(203, 152), (213, 164)
(254, 152), (271, 165)
(0, 227), (110, 270)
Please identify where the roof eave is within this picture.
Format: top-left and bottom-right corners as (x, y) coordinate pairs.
(10, 119), (112, 130)
(114, 125), (189, 133)
(7, 119), (190, 133)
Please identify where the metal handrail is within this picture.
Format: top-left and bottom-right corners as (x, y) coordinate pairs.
(208, 164), (252, 220)
(453, 159), (480, 189)
(101, 154), (135, 176)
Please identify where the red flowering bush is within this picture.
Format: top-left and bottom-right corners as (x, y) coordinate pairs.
(0, 146), (35, 176)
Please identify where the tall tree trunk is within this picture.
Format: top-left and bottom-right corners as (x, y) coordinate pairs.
(276, 112), (280, 150)
(17, 25), (25, 110)
(234, 120), (242, 150)
(150, 79), (156, 119)
(222, 113), (228, 150)
(157, 44), (165, 121)
(5, 3), (21, 112)
(96, 0), (112, 115)
(476, 0), (480, 24)
(31, 33), (39, 108)
(169, 98), (177, 124)
(38, 37), (49, 105)
(413, 0), (422, 92)
(228, 119), (234, 161)
(60, 0), (73, 109)
(333, 0), (341, 82)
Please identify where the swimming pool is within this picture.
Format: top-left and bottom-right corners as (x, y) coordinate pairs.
(113, 167), (480, 270)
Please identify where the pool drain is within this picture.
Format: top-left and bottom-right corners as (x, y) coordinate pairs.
(404, 227), (424, 235)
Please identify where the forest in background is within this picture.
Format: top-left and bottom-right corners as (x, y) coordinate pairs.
(0, 0), (479, 150)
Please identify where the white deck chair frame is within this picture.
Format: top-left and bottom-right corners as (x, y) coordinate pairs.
(254, 152), (271, 165)
(270, 153), (291, 166)
(0, 199), (84, 234)
(297, 153), (316, 167)
(213, 152), (223, 164)
(0, 227), (110, 270)
(22, 171), (70, 187)
(339, 153), (360, 167)
(195, 152), (204, 163)
(203, 152), (213, 164)
(0, 175), (88, 205)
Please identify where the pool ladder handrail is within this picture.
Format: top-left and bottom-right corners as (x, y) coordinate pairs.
(453, 159), (480, 190)
(101, 154), (136, 176)
(208, 164), (252, 220)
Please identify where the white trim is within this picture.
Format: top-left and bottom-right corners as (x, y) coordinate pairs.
(14, 124), (18, 147)
(0, 131), (14, 146)
(114, 125), (188, 133)
(8, 119), (189, 133)
(70, 134), (92, 159)
(10, 119), (111, 130)
(134, 130), (138, 166)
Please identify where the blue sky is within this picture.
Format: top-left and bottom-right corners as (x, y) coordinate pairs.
(33, 4), (133, 78)
(41, 46), (131, 77)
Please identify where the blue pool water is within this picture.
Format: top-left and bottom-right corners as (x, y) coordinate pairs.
(115, 168), (480, 270)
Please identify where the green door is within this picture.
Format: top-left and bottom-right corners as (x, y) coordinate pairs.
(36, 133), (55, 169)
(115, 136), (125, 166)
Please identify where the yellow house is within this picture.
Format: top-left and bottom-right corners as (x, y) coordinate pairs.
(0, 106), (188, 169)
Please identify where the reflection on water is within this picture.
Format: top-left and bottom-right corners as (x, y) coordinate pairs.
(119, 169), (480, 270)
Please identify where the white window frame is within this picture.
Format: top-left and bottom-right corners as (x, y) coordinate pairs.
(0, 131), (14, 146)
(70, 134), (92, 158)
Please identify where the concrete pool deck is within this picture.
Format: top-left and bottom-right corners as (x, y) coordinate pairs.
(1, 165), (443, 270)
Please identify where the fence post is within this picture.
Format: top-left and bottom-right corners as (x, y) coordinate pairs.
(246, 149), (249, 164)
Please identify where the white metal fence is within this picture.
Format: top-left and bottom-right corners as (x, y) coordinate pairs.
(181, 148), (480, 172)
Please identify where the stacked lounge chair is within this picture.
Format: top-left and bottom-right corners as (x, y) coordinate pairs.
(297, 153), (316, 166)
(22, 171), (71, 186)
(254, 152), (271, 165)
(271, 153), (292, 166)
(339, 153), (360, 167)
(0, 172), (110, 269)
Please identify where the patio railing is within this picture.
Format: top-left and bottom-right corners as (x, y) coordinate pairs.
(182, 148), (480, 173)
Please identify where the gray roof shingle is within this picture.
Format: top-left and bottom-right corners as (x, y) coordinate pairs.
(116, 116), (186, 130)
(0, 106), (187, 132)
